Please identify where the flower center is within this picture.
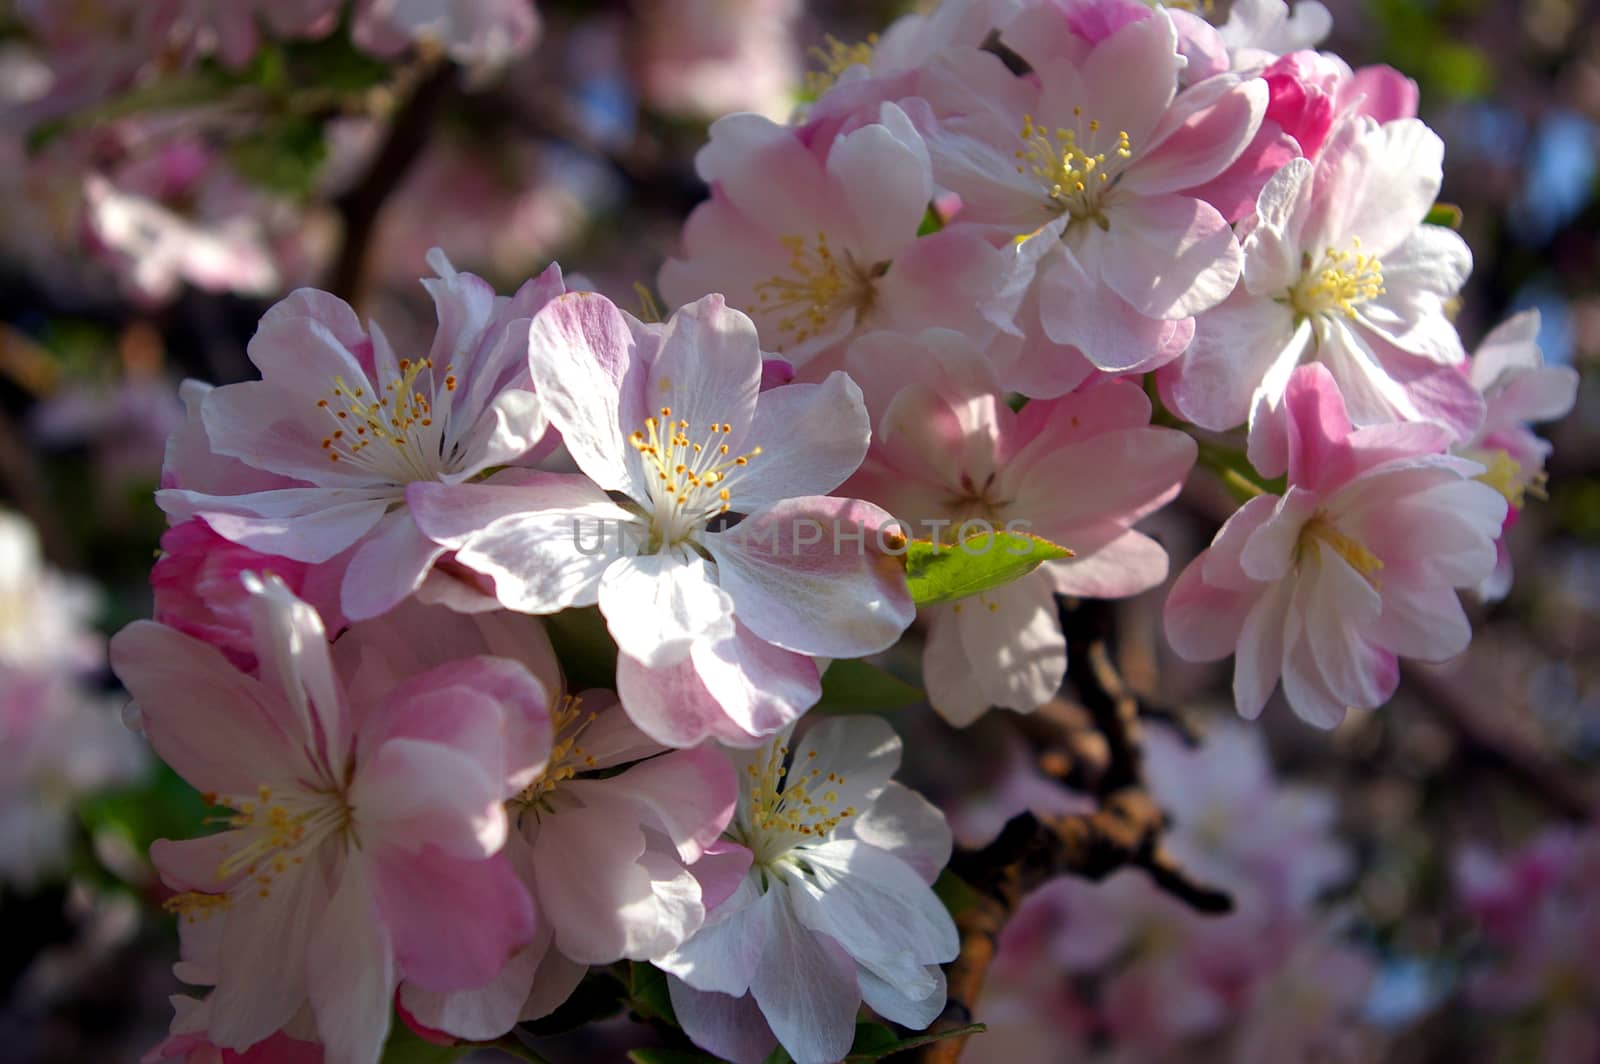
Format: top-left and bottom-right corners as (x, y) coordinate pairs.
(314, 357), (459, 483)
(629, 406), (760, 547)
(513, 694), (599, 813)
(740, 738), (856, 868)
(1290, 240), (1386, 319)
(751, 232), (880, 348)
(1299, 514), (1384, 585)
(804, 33), (878, 97)
(163, 784), (350, 920)
(1472, 448), (1543, 510)
(1016, 111), (1132, 227)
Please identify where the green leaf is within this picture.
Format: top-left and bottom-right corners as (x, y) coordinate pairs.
(78, 763), (210, 858)
(379, 1023), (468, 1064)
(915, 204), (944, 236)
(627, 962), (678, 1025)
(276, 30), (393, 94)
(844, 1024), (987, 1061)
(815, 659), (924, 715)
(628, 1051), (725, 1064)
(545, 606), (618, 691)
(759, 1047), (794, 1064)
(1424, 203), (1463, 229)
(227, 115), (329, 199)
(850, 1022), (900, 1054)
(932, 869), (983, 918)
(904, 532), (1072, 607)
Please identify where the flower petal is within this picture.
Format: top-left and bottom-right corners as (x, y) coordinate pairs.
(373, 847), (535, 993)
(306, 857), (396, 1064)
(526, 292), (648, 493)
(703, 498), (914, 658)
(747, 890), (860, 1064)
(599, 552), (734, 668)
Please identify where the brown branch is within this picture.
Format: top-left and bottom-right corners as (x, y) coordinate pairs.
(919, 602), (1232, 1063)
(327, 62), (456, 312)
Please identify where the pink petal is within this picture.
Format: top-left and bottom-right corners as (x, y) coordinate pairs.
(109, 621), (299, 796)
(599, 553), (734, 668)
(728, 372), (871, 511)
(339, 512), (446, 622)
(1163, 552), (1257, 663)
(305, 857), (396, 1064)
(703, 497), (914, 658)
(373, 847), (535, 993)
(165, 487), (391, 565)
(355, 734), (509, 860)
(646, 294), (763, 456)
(1125, 74), (1267, 197)
(526, 293), (648, 493)
(601, 746), (738, 863)
(1037, 252), (1197, 373)
(616, 624), (819, 748)
(1099, 194), (1243, 319)
(670, 983), (779, 1064)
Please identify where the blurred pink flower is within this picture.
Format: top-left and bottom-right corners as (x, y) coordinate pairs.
(634, 0), (802, 121)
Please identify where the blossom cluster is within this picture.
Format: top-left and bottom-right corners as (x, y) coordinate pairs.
(99, 0), (1582, 1062)
(977, 723), (1376, 1063)
(1454, 827), (1600, 1063)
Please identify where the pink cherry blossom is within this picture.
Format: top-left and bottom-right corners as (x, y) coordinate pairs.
(1165, 364), (1506, 727)
(409, 291), (915, 748)
(157, 251), (562, 621)
(1, 669), (149, 889)
(660, 716), (957, 1064)
(1454, 310), (1579, 600)
(1161, 113), (1481, 476)
(404, 691), (742, 1038)
(844, 328), (1194, 723)
(658, 104), (1021, 375)
(910, 7), (1265, 376)
(111, 576), (548, 1064)
(0, 509), (103, 673)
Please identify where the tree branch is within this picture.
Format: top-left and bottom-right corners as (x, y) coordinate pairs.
(327, 62), (456, 311)
(919, 601), (1231, 1063)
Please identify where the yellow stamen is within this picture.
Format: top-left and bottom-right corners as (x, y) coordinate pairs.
(1290, 239), (1386, 319)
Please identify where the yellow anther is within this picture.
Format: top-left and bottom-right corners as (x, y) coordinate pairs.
(804, 33), (879, 96)
(1016, 114), (1132, 224)
(1300, 515), (1384, 585)
(752, 232), (878, 347)
(1291, 242), (1386, 318)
